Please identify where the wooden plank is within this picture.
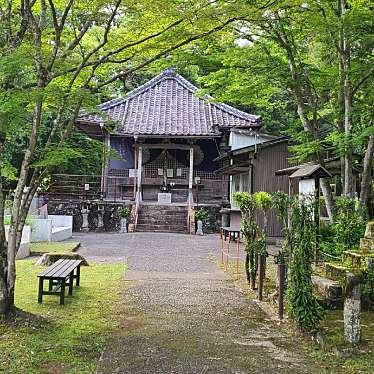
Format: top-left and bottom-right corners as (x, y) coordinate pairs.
(38, 259), (82, 279)
(38, 259), (65, 277)
(57, 260), (82, 278)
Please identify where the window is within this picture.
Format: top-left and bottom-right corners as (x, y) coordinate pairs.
(230, 172), (250, 208)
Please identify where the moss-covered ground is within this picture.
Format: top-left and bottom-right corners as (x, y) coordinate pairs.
(225, 250), (374, 374)
(0, 259), (125, 374)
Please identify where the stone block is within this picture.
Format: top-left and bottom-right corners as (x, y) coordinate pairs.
(364, 221), (374, 239)
(325, 262), (348, 282)
(342, 251), (365, 269)
(360, 238), (374, 253)
(312, 275), (343, 300)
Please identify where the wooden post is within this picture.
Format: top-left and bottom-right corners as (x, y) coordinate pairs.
(133, 145), (137, 200)
(188, 147), (194, 206)
(278, 263), (286, 320)
(314, 177), (320, 265)
(101, 133), (110, 197)
(136, 146), (143, 203)
(258, 253), (265, 301)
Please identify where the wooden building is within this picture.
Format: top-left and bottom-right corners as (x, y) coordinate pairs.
(216, 136), (291, 237)
(75, 68), (263, 232)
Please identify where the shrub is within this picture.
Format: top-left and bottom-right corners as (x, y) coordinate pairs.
(195, 208), (209, 222)
(118, 206), (131, 220)
(333, 197), (366, 254)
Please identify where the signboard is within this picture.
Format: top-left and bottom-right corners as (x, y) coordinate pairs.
(158, 193), (171, 204)
(84, 183), (90, 191)
(129, 169), (135, 178)
(299, 179), (315, 195)
(167, 169), (173, 178)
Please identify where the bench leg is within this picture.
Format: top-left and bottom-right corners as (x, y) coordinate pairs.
(69, 274), (74, 295)
(60, 279), (66, 305)
(48, 279), (53, 291)
(76, 265), (80, 286)
(38, 277), (44, 304)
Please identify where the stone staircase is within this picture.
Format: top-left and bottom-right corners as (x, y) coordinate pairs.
(313, 221), (374, 308)
(136, 204), (188, 233)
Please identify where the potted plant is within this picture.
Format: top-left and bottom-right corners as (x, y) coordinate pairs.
(118, 206), (131, 233)
(195, 208), (209, 235)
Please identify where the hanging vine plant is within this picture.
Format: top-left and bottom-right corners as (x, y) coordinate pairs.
(272, 191), (292, 261)
(286, 195), (323, 333)
(233, 192), (259, 288)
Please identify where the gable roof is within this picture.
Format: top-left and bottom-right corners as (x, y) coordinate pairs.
(76, 68), (261, 137)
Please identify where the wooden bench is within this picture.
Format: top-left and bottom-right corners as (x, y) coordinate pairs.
(38, 259), (82, 305)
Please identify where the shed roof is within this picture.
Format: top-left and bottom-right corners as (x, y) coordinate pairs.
(76, 68), (261, 137)
(289, 164), (332, 179)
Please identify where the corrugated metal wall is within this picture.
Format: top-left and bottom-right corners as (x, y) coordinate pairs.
(252, 142), (290, 237)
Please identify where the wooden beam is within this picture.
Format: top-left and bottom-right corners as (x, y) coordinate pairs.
(134, 143), (194, 151)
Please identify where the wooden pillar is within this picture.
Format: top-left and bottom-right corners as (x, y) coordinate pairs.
(136, 146), (143, 203)
(101, 133), (110, 197)
(188, 147), (194, 206)
(133, 146), (137, 200)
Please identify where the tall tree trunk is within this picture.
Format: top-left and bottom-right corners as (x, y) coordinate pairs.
(360, 134), (374, 210)
(339, 0), (354, 198)
(273, 20), (335, 220)
(0, 177), (13, 316)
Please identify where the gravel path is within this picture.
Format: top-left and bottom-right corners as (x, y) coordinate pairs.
(74, 232), (322, 374)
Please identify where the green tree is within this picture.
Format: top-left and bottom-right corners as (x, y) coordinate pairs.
(0, 0), (239, 316)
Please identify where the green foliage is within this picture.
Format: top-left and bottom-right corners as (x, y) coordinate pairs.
(362, 265), (374, 302)
(195, 208), (209, 223)
(286, 195), (323, 333)
(318, 223), (336, 258)
(118, 206), (131, 220)
(272, 191), (292, 261)
(333, 197), (366, 254)
(253, 191), (272, 211)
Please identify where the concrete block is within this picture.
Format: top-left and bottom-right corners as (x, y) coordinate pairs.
(5, 225), (31, 259)
(32, 219), (52, 242)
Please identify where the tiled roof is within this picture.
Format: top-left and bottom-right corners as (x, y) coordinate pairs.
(77, 68), (261, 136)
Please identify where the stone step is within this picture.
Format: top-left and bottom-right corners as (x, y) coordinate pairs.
(312, 275), (343, 299)
(342, 251), (365, 268)
(136, 225), (187, 233)
(360, 238), (374, 253)
(139, 213), (187, 218)
(312, 275), (343, 309)
(141, 205), (187, 211)
(137, 220), (187, 225)
(325, 262), (348, 282)
(136, 204), (188, 233)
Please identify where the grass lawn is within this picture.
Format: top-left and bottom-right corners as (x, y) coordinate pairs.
(0, 259), (125, 374)
(31, 242), (80, 254)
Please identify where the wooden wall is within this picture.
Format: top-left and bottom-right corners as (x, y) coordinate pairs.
(252, 142), (290, 237)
